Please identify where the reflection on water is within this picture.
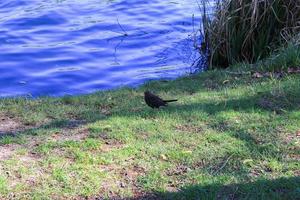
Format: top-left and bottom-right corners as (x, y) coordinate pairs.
(0, 0), (214, 97)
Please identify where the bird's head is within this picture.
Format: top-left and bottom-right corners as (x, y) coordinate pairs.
(144, 91), (150, 95)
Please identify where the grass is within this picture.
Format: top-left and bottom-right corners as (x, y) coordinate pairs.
(201, 0), (300, 68)
(0, 61), (300, 198)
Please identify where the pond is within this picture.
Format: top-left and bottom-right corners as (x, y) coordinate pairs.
(0, 0), (213, 97)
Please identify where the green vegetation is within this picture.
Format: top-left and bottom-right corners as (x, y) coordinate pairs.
(0, 48), (299, 199)
(201, 0), (300, 68)
(1, 2), (299, 199)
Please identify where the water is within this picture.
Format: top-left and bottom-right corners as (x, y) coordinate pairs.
(0, 0), (213, 97)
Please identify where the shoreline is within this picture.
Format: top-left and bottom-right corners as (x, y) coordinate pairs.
(0, 57), (299, 199)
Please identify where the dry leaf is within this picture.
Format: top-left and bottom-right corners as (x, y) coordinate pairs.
(160, 154), (168, 161)
(223, 80), (229, 84)
(296, 130), (300, 137)
(243, 159), (254, 165)
(252, 72), (264, 78)
(288, 67), (300, 74)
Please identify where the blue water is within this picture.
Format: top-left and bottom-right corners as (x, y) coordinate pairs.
(0, 0), (212, 97)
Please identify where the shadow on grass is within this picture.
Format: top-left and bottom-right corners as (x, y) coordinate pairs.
(1, 75), (299, 144)
(0, 112), (104, 142)
(0, 74), (299, 198)
(118, 176), (300, 200)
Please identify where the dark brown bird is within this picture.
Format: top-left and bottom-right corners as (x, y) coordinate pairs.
(144, 91), (177, 108)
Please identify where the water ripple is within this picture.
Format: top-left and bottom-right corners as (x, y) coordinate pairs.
(0, 0), (214, 97)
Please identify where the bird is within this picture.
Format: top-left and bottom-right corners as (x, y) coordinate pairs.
(144, 91), (177, 109)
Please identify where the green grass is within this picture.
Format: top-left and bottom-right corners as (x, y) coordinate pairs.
(0, 62), (300, 199)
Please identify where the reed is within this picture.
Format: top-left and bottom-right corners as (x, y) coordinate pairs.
(201, 0), (300, 68)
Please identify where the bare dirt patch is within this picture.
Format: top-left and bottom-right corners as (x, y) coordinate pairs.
(0, 114), (25, 135)
(282, 130), (300, 147)
(120, 165), (146, 187)
(50, 127), (89, 142)
(92, 162), (148, 200)
(0, 149), (43, 192)
(101, 142), (124, 152)
(166, 165), (192, 176)
(175, 124), (203, 133)
(0, 144), (20, 160)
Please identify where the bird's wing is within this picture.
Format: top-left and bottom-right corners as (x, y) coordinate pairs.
(149, 94), (165, 105)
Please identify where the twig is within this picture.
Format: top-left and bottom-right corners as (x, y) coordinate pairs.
(213, 154), (234, 175)
(225, 70), (251, 75)
(113, 37), (125, 64)
(192, 14), (195, 33)
(117, 18), (128, 36)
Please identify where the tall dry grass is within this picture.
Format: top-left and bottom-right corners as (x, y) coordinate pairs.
(201, 0), (300, 68)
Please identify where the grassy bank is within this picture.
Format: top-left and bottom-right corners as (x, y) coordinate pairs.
(0, 59), (299, 199)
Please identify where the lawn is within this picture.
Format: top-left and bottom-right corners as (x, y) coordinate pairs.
(0, 64), (299, 199)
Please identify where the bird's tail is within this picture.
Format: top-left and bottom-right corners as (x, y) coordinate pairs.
(163, 99), (178, 103)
